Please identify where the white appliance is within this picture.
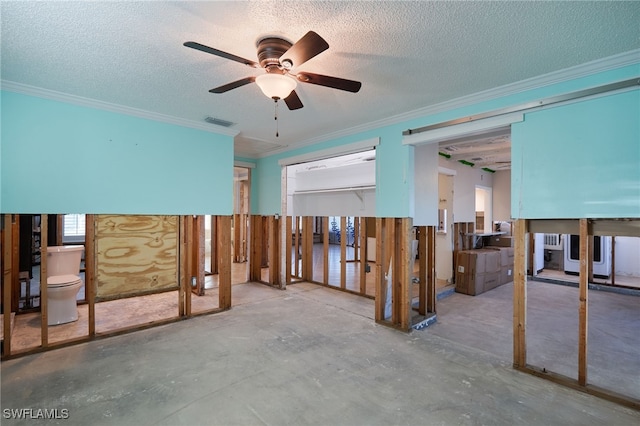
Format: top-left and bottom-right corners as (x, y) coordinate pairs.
(564, 234), (611, 278)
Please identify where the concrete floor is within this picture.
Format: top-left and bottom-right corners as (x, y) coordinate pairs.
(2, 282), (639, 425)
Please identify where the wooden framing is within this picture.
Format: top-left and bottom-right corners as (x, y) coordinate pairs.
(301, 216), (314, 281)
(416, 226), (437, 317)
(2, 215), (15, 356)
(374, 218), (412, 331)
(179, 216), (187, 317)
(359, 218), (367, 294)
(268, 216), (281, 287)
(86, 215), (96, 336)
(217, 215), (232, 309)
(285, 216), (293, 285)
(513, 219), (528, 368)
(513, 218), (640, 410)
(249, 215), (263, 282)
(578, 218), (589, 386)
(323, 217), (329, 284)
(340, 216), (347, 289)
(40, 215), (48, 348)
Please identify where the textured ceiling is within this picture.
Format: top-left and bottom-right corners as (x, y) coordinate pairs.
(2, 1), (639, 158)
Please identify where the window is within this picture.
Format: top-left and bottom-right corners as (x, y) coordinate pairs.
(63, 214), (85, 243)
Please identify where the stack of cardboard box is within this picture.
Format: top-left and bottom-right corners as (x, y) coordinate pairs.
(455, 237), (515, 296)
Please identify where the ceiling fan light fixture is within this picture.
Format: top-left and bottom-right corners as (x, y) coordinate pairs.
(255, 74), (297, 100)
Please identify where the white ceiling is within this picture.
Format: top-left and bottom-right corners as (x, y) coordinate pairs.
(2, 1), (639, 159)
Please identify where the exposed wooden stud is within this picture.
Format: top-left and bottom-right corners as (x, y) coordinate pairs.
(340, 216), (347, 289)
(178, 216), (186, 317)
(209, 215), (218, 275)
(11, 217), (19, 312)
(294, 216), (300, 278)
(286, 216), (292, 284)
(588, 234), (594, 283)
(374, 218), (386, 322)
(190, 215), (205, 297)
(323, 217), (329, 284)
(2, 215), (14, 356)
(261, 216), (269, 269)
(418, 226), (427, 315)
(578, 218), (589, 386)
(527, 233), (534, 275)
(611, 236), (616, 286)
(268, 216), (281, 287)
(234, 214), (241, 262)
(184, 215), (192, 316)
(218, 215), (232, 309)
(302, 216), (314, 281)
(353, 217), (359, 262)
(427, 225), (436, 314)
(397, 218), (412, 331)
(85, 214), (96, 336)
(40, 214), (48, 348)
(359, 217), (367, 294)
(513, 219), (528, 368)
(249, 215), (263, 281)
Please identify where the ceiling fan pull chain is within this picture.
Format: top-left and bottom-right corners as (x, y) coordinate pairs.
(274, 98), (279, 137)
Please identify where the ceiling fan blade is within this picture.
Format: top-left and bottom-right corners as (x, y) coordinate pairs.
(184, 41), (259, 68)
(280, 31), (329, 68)
(296, 72), (362, 93)
(284, 90), (304, 110)
(209, 77), (256, 93)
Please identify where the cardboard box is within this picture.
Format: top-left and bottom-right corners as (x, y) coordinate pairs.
(500, 267), (513, 285)
(489, 246), (515, 267)
(455, 249), (502, 295)
(488, 235), (513, 247)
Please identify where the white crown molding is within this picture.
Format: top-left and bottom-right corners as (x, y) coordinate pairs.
(257, 48), (640, 158)
(0, 80), (240, 137)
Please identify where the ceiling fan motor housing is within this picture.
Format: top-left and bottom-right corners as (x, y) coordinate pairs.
(257, 37), (292, 72)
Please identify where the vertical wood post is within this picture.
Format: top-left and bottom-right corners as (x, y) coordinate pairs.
(302, 217), (314, 281)
(184, 215), (193, 316)
(340, 216), (347, 289)
(359, 218), (367, 294)
(286, 216), (292, 284)
(375, 218), (386, 322)
(218, 215), (232, 309)
(268, 216), (281, 287)
(40, 214), (48, 348)
(418, 226), (427, 315)
(2, 215), (14, 356)
(178, 216), (186, 316)
(210, 215), (218, 275)
(396, 218), (412, 331)
(353, 217), (359, 262)
(250, 215), (263, 281)
(323, 217), (329, 284)
(294, 216), (300, 278)
(427, 225), (436, 314)
(513, 219), (528, 368)
(85, 215), (96, 336)
(578, 218), (589, 386)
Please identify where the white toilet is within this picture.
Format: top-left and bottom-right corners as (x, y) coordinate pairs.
(46, 245), (84, 326)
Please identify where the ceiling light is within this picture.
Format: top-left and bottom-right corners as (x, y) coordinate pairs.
(255, 74), (296, 100)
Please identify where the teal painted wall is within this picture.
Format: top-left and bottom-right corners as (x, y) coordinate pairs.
(253, 63), (639, 220)
(512, 89), (640, 218)
(1, 91), (234, 215)
(254, 124), (414, 217)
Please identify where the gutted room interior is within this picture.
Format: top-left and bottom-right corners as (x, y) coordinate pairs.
(1, 1), (639, 422)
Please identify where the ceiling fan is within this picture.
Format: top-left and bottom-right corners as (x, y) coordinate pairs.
(184, 31), (362, 110)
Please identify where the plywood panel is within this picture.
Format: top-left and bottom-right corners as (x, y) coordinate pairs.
(95, 215), (179, 300)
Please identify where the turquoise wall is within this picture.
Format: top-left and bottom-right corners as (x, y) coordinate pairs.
(253, 62), (639, 220)
(254, 124), (414, 217)
(512, 89), (640, 218)
(1, 91), (234, 215)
